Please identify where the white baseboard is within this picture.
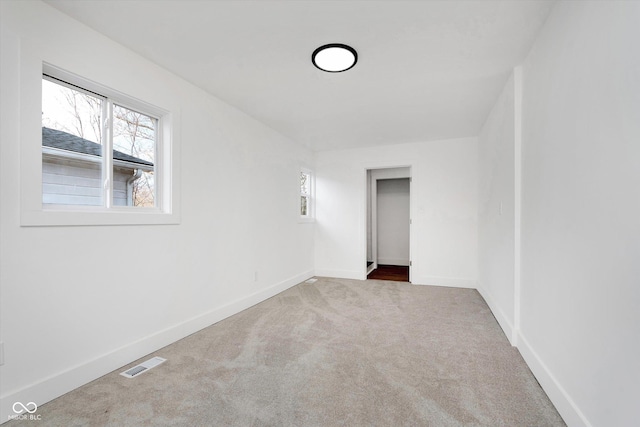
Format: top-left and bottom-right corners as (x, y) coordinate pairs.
(411, 276), (477, 289)
(377, 258), (410, 266)
(517, 332), (593, 427)
(314, 269), (365, 280)
(0, 270), (314, 424)
(366, 262), (376, 275)
(476, 285), (516, 345)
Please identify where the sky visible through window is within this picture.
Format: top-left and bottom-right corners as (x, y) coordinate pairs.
(42, 78), (102, 143)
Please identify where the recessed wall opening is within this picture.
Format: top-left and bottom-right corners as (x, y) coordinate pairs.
(366, 167), (411, 282)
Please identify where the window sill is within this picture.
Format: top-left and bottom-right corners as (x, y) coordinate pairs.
(298, 217), (315, 224)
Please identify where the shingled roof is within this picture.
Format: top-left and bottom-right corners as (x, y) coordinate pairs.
(42, 127), (154, 167)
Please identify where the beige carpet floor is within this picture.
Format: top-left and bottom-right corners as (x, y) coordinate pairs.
(8, 277), (565, 426)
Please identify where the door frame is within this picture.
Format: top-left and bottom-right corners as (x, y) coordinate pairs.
(364, 165), (412, 282)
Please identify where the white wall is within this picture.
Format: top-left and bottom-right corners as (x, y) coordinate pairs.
(315, 138), (477, 287)
(0, 1), (314, 420)
(7, 2), (637, 426)
(477, 1), (640, 426)
(477, 73), (517, 342)
(376, 179), (410, 266)
(519, 2), (640, 425)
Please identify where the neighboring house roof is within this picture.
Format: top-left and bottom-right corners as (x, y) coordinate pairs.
(42, 127), (154, 167)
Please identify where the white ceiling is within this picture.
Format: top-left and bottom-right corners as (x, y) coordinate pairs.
(45, 0), (555, 151)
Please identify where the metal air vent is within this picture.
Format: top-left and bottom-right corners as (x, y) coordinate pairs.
(120, 356), (166, 378)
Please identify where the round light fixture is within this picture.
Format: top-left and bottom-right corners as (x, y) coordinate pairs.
(312, 43), (358, 73)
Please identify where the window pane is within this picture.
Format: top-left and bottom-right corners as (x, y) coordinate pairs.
(301, 195), (308, 216)
(42, 78), (103, 206)
(113, 105), (156, 207)
(301, 172), (310, 195)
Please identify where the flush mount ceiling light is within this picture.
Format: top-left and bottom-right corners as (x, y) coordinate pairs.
(312, 43), (358, 73)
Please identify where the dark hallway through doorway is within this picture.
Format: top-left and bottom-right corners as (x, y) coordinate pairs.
(367, 265), (409, 282)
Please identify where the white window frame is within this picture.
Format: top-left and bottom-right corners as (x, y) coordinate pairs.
(300, 168), (314, 222)
(42, 74), (161, 210)
(21, 62), (179, 226)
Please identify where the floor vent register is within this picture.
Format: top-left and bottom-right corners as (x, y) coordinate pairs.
(120, 356), (166, 378)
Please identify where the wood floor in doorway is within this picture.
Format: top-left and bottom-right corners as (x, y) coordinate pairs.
(367, 264), (409, 282)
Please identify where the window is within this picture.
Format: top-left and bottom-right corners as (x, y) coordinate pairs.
(21, 62), (178, 225)
(42, 74), (158, 209)
(300, 169), (313, 219)
(21, 55), (178, 226)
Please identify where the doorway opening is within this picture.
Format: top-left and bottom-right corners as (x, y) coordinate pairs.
(366, 167), (411, 282)
(367, 265), (409, 281)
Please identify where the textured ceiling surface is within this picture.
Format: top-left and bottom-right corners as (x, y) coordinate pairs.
(45, 0), (555, 151)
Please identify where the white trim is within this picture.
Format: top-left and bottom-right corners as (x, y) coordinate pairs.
(104, 99), (114, 208)
(371, 174), (378, 270)
(410, 276), (477, 289)
(517, 333), (593, 427)
(43, 146), (101, 165)
(43, 63), (166, 119)
(20, 56), (180, 226)
(365, 166), (413, 282)
(315, 269), (365, 281)
(477, 285), (515, 344)
(0, 269), (314, 422)
(366, 263), (376, 275)
(513, 65), (523, 346)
